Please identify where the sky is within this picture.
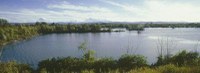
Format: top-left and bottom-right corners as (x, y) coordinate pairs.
(0, 0), (200, 23)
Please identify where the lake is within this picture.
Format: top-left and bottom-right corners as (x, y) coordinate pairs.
(0, 28), (200, 68)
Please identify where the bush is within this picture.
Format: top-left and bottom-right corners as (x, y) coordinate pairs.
(157, 64), (193, 73)
(129, 67), (159, 73)
(0, 61), (32, 73)
(130, 64), (200, 73)
(118, 54), (147, 72)
(154, 50), (200, 66)
(171, 50), (199, 66)
(93, 58), (117, 72)
(38, 57), (95, 73)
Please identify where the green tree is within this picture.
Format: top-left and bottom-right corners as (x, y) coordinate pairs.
(83, 50), (95, 62)
(0, 18), (9, 26)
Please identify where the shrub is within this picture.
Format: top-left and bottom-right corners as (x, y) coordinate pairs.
(129, 67), (159, 73)
(117, 54), (147, 72)
(0, 61), (32, 73)
(93, 58), (117, 72)
(171, 50), (199, 66)
(155, 50), (200, 66)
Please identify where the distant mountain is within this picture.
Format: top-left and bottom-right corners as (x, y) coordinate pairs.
(84, 18), (111, 23)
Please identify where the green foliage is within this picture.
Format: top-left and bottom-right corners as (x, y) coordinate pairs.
(0, 19), (111, 46)
(1, 18), (200, 46)
(154, 64), (200, 73)
(1, 50), (200, 73)
(37, 43), (147, 73)
(78, 42), (96, 62)
(0, 61), (32, 73)
(0, 29), (7, 40)
(37, 54), (148, 73)
(83, 50), (96, 62)
(155, 50), (200, 66)
(25, 45), (200, 73)
(130, 64), (200, 73)
(93, 58), (117, 73)
(38, 57), (98, 73)
(157, 64), (188, 73)
(129, 67), (159, 73)
(0, 25), (39, 46)
(0, 18), (9, 26)
(118, 54), (148, 72)
(171, 50), (199, 66)
(38, 57), (85, 73)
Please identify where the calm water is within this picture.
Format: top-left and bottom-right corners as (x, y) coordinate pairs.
(1, 28), (200, 68)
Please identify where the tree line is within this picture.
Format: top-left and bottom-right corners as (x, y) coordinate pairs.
(1, 18), (200, 46)
(0, 19), (110, 46)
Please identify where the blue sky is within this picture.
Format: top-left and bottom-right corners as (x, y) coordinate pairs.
(0, 0), (200, 23)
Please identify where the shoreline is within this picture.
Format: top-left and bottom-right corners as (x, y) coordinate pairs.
(0, 34), (40, 49)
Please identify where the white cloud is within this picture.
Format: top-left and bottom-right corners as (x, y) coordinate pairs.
(102, 0), (200, 22)
(48, 1), (110, 12)
(102, 0), (143, 13)
(144, 1), (200, 22)
(0, 6), (123, 22)
(1, 0), (200, 22)
(0, 1), (127, 22)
